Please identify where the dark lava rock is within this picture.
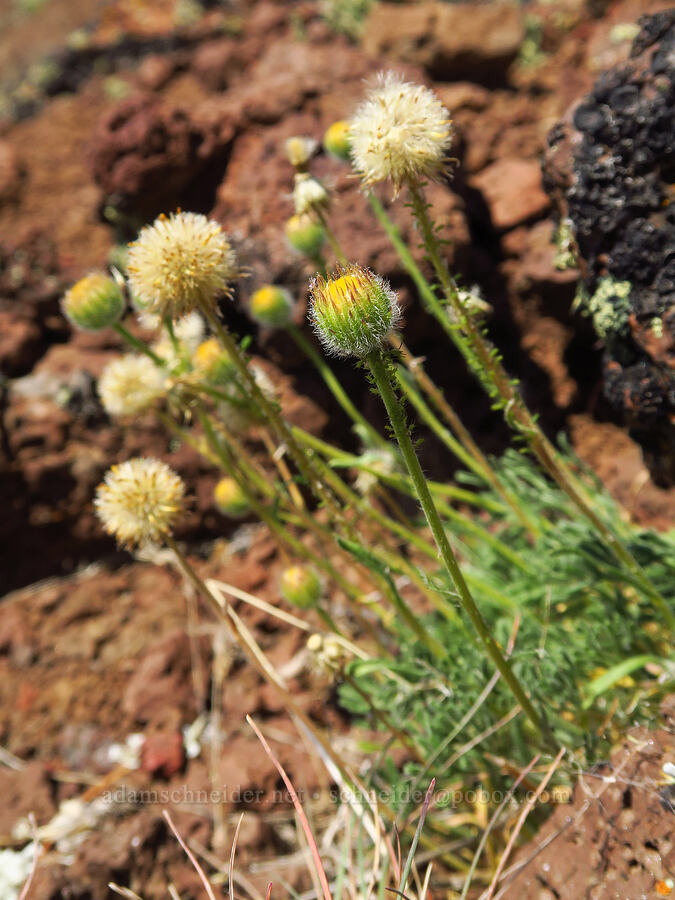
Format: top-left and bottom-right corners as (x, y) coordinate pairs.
(543, 11), (675, 485)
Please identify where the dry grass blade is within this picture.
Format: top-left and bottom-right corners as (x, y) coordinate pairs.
(108, 885), (144, 900)
(483, 746), (566, 900)
(163, 809), (217, 900)
(398, 779), (435, 893)
(459, 753), (541, 900)
(247, 714), (333, 900)
(230, 812), (245, 900)
(18, 814), (39, 900)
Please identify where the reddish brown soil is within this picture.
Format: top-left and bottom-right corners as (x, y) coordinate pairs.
(1, 1), (673, 897)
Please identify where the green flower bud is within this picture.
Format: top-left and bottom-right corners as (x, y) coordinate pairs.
(250, 285), (294, 328)
(323, 120), (351, 162)
(62, 272), (125, 331)
(193, 338), (236, 384)
(213, 477), (250, 518)
(285, 213), (325, 258)
(309, 264), (400, 358)
(280, 565), (322, 608)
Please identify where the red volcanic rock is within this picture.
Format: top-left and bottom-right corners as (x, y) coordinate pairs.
(363, 2), (524, 83)
(191, 38), (241, 91)
(122, 631), (203, 727)
(471, 158), (550, 230)
(0, 139), (23, 205)
(140, 731), (185, 778)
(0, 312), (41, 377)
(89, 94), (237, 219)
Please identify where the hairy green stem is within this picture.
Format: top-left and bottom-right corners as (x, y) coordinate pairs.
(200, 306), (343, 517)
(366, 348), (547, 740)
(113, 322), (164, 366)
(404, 180), (673, 630)
(288, 324), (387, 449)
(293, 425), (530, 573)
(368, 193), (539, 535)
(392, 337), (540, 537)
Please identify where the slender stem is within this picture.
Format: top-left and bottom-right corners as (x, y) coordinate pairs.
(366, 348), (547, 740)
(317, 211), (348, 268)
(200, 306), (343, 517)
(404, 180), (673, 629)
(113, 322), (164, 366)
(369, 193), (540, 536)
(293, 425), (505, 514)
(257, 426), (306, 510)
(392, 337), (540, 537)
(293, 425), (530, 573)
(289, 324), (387, 449)
(196, 406), (372, 611)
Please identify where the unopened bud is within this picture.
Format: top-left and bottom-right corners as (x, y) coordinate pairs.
(323, 120), (351, 161)
(62, 272), (125, 331)
(285, 214), (325, 258)
(213, 477), (250, 518)
(309, 264), (400, 358)
(280, 565), (321, 608)
(250, 285), (294, 328)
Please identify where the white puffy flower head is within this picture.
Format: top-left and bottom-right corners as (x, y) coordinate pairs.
(127, 211), (238, 320)
(350, 71), (453, 192)
(285, 136), (318, 169)
(293, 173), (329, 216)
(151, 312), (206, 371)
(98, 354), (166, 417)
(95, 458), (185, 547)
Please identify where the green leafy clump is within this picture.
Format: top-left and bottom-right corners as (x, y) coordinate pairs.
(338, 450), (674, 810)
(320, 0), (376, 39)
(575, 276), (633, 340)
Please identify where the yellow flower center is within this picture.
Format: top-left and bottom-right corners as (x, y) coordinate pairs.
(194, 338), (220, 368)
(253, 286), (279, 311)
(325, 274), (363, 311)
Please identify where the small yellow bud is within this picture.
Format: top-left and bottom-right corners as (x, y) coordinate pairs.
(213, 477), (250, 518)
(280, 565), (322, 608)
(323, 120), (351, 161)
(309, 264), (400, 358)
(62, 272), (125, 331)
(285, 136), (318, 169)
(250, 285), (294, 328)
(306, 633), (324, 653)
(285, 213), (325, 258)
(193, 338), (237, 384)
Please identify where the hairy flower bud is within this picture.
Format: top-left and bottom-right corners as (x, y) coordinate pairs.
(285, 213), (325, 258)
(213, 477), (250, 518)
(350, 71), (452, 192)
(95, 458), (185, 547)
(127, 211), (237, 320)
(309, 264), (400, 358)
(323, 120), (351, 161)
(98, 354), (166, 417)
(293, 173), (329, 217)
(250, 285), (294, 328)
(280, 565), (322, 608)
(62, 272), (125, 331)
(285, 136), (317, 169)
